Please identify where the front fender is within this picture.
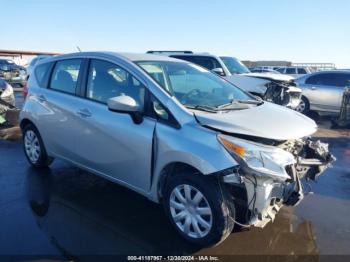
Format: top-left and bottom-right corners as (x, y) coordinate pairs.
(148, 121), (237, 202)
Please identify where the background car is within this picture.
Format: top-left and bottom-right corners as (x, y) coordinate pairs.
(0, 58), (27, 89)
(250, 68), (281, 74)
(276, 66), (312, 78)
(0, 78), (15, 119)
(295, 70), (350, 114)
(148, 51), (301, 109)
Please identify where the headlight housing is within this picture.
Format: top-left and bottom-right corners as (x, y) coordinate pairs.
(218, 134), (295, 180)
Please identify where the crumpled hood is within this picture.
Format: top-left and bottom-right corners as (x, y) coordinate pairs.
(195, 102), (317, 140)
(243, 72), (295, 82)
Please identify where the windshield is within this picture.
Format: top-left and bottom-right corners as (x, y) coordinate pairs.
(220, 57), (250, 74)
(136, 61), (254, 109)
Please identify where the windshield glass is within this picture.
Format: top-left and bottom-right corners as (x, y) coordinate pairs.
(220, 57), (250, 74)
(136, 61), (253, 108)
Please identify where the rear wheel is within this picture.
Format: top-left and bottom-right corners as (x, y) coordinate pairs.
(296, 96), (310, 114)
(163, 172), (235, 247)
(23, 124), (54, 168)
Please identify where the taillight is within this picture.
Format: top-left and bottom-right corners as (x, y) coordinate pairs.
(22, 82), (28, 98)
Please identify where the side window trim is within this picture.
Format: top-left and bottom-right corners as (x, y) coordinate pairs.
(47, 58), (84, 96)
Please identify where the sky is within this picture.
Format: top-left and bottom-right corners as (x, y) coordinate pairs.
(2, 0), (350, 68)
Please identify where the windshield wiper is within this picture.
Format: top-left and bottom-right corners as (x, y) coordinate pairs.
(216, 99), (263, 109)
(236, 99), (264, 105)
(186, 105), (218, 113)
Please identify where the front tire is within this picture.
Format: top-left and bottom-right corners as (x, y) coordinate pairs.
(296, 96), (310, 114)
(23, 124), (54, 168)
(163, 172), (235, 247)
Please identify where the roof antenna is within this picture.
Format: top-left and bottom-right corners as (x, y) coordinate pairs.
(77, 46), (82, 52)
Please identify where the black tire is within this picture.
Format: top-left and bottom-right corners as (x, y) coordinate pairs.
(297, 96), (310, 114)
(22, 123), (54, 168)
(163, 172), (235, 247)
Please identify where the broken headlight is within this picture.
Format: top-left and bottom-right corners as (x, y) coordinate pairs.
(218, 134), (296, 180)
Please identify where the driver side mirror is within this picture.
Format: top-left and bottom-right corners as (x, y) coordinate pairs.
(107, 96), (143, 124)
(211, 68), (225, 76)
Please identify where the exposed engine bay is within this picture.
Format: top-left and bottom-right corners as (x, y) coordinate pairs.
(278, 138), (336, 180)
(263, 80), (302, 109)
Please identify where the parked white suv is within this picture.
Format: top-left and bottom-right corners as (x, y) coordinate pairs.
(20, 52), (334, 247)
(148, 52), (302, 110)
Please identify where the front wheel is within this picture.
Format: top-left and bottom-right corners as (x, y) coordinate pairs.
(163, 173), (235, 247)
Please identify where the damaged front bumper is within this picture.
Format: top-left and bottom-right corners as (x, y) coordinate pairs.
(222, 138), (335, 228)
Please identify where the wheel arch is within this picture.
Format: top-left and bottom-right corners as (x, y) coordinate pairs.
(20, 118), (36, 130)
(156, 162), (203, 201)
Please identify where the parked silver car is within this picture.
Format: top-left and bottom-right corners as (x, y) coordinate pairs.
(20, 52), (334, 247)
(295, 70), (350, 114)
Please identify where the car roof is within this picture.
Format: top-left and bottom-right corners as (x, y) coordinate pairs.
(310, 70), (350, 74)
(167, 53), (218, 58)
(40, 51), (183, 64)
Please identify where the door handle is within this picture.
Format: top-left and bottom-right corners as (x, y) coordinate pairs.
(310, 86), (317, 90)
(77, 108), (92, 118)
(37, 94), (47, 102)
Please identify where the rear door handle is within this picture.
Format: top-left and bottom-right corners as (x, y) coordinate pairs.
(38, 95), (47, 102)
(77, 108), (92, 118)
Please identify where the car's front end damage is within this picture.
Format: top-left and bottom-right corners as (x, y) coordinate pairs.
(263, 80), (301, 109)
(225, 73), (302, 109)
(217, 135), (335, 228)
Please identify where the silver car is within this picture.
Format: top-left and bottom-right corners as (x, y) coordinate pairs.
(20, 52), (334, 247)
(295, 70), (350, 114)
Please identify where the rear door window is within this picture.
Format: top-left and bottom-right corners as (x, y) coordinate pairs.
(49, 59), (82, 94)
(286, 68), (296, 74)
(298, 68), (307, 74)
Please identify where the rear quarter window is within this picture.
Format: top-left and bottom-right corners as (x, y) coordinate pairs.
(34, 62), (53, 88)
(49, 59), (82, 94)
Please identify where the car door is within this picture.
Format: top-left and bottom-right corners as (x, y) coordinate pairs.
(36, 58), (85, 161)
(70, 58), (156, 192)
(302, 73), (346, 112)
